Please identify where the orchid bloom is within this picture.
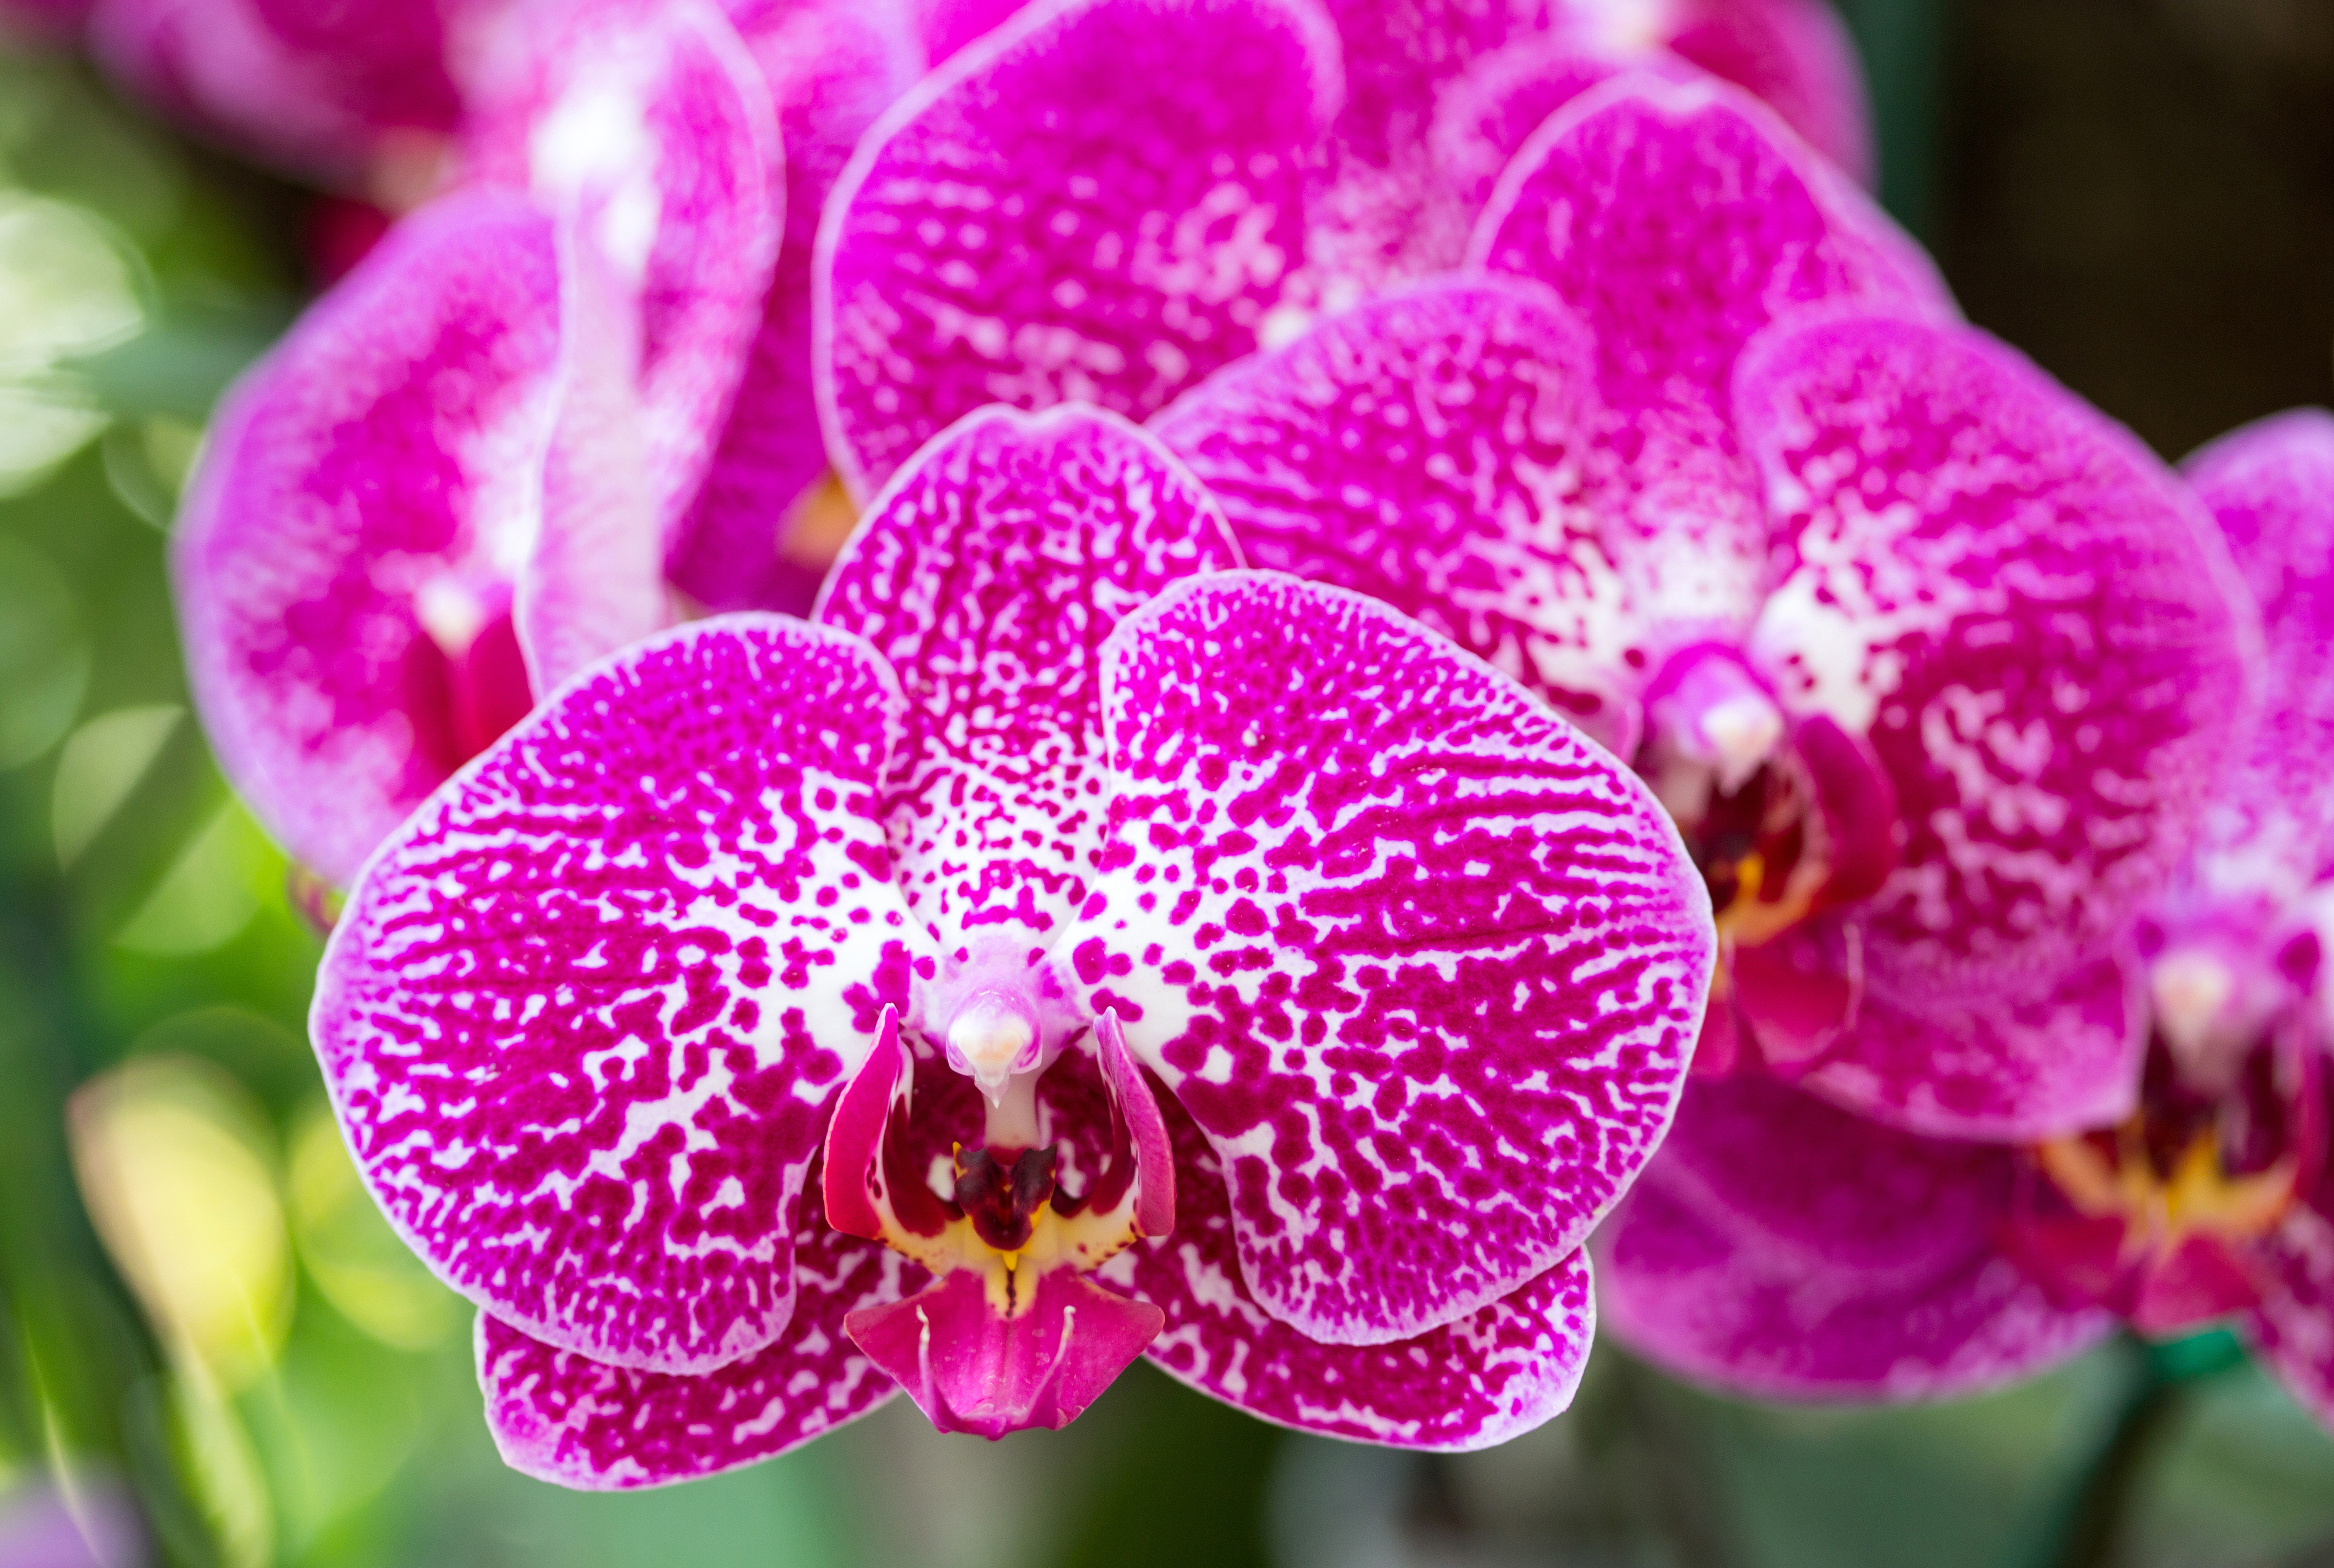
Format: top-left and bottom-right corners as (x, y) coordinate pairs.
(1594, 411), (2334, 1423)
(815, 0), (1875, 500)
(174, 0), (783, 888)
(310, 405), (1714, 1483)
(1145, 73), (2258, 1143)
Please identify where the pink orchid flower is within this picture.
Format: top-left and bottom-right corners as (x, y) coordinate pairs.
(174, 0), (781, 887)
(815, 0), (1875, 499)
(311, 405), (1715, 1483)
(1593, 411), (2334, 1424)
(1148, 73), (2259, 1143)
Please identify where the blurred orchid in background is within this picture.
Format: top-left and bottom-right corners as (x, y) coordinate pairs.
(1153, 73), (2257, 1144)
(1593, 411), (2334, 1424)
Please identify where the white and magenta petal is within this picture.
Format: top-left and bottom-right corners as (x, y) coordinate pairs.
(461, 0), (783, 546)
(312, 616), (937, 1374)
(518, 221), (671, 695)
(674, 0), (925, 610)
(1063, 572), (1713, 1344)
(1598, 1076), (2115, 1399)
(479, 1197), (919, 1489)
(1738, 314), (2261, 992)
(1151, 277), (1644, 754)
(1099, 1083), (1592, 1450)
(814, 0), (1343, 500)
(818, 405), (1241, 952)
(171, 192), (561, 887)
(1467, 74), (1944, 637)
(1800, 953), (2145, 1141)
(2178, 410), (2334, 905)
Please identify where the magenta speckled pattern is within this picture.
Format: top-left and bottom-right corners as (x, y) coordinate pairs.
(1800, 954), (2142, 1141)
(172, 193), (561, 888)
(2180, 411), (2334, 895)
(478, 1179), (922, 1488)
(1468, 75), (1945, 630)
(311, 617), (934, 1374)
(1101, 1080), (1594, 1449)
(1738, 315), (2259, 994)
(1153, 277), (1651, 751)
(1064, 573), (1713, 1344)
(820, 406), (1242, 949)
(1598, 1077), (2114, 1399)
(459, 0), (781, 548)
(673, 0), (924, 609)
(814, 0), (1341, 499)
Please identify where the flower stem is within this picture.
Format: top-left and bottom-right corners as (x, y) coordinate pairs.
(2049, 1331), (2245, 1568)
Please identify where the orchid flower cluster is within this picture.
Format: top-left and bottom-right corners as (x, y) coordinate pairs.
(106, 0), (2334, 1492)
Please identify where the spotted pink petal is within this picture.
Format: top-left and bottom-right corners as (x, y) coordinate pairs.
(1800, 953), (2144, 1141)
(1099, 1074), (1594, 1449)
(460, 0), (783, 550)
(817, 405), (1242, 953)
(172, 192), (562, 888)
(1737, 314), (2261, 1000)
(1426, 34), (1676, 222)
(1657, 0), (1873, 185)
(519, 221), (671, 695)
(312, 616), (938, 1374)
(1468, 74), (1947, 640)
(478, 1189), (920, 1489)
(1152, 277), (1647, 755)
(1060, 572), (1713, 1344)
(2179, 410), (2334, 900)
(1597, 1076), (2115, 1399)
(2253, 1180), (2334, 1433)
(814, 0), (1343, 501)
(87, 0), (458, 184)
(673, 0), (925, 611)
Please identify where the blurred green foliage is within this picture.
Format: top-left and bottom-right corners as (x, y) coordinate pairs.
(5, 15), (2334, 1568)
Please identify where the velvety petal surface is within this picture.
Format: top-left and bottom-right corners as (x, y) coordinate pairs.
(312, 616), (937, 1374)
(1064, 572), (1713, 1344)
(1152, 277), (1644, 753)
(2178, 410), (2334, 903)
(1801, 953), (2144, 1141)
(815, 0), (1342, 499)
(818, 406), (1241, 952)
(1098, 1076), (1594, 1450)
(675, 0), (924, 610)
(479, 1183), (920, 1489)
(172, 193), (561, 887)
(461, 0), (782, 544)
(1739, 314), (2259, 994)
(1599, 1075), (2115, 1398)
(1469, 74), (1946, 637)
